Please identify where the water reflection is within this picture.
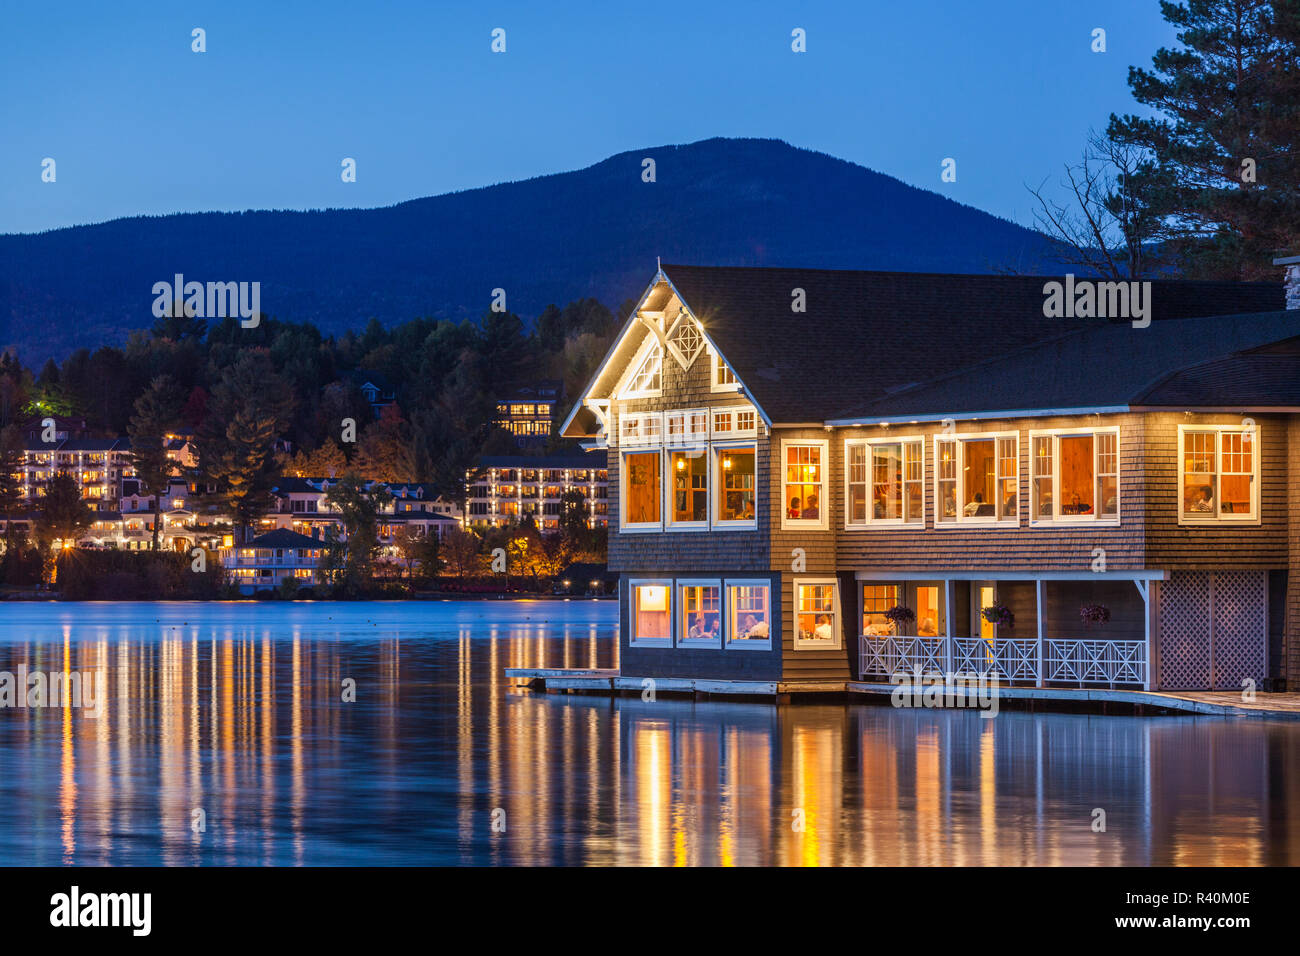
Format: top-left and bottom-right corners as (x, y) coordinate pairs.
(0, 600), (1296, 865)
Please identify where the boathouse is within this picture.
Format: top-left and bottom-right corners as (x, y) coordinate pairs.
(560, 262), (1300, 691)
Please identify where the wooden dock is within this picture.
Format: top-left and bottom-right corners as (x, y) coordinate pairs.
(503, 668), (1300, 719)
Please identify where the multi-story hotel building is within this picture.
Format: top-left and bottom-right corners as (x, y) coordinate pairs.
(494, 381), (562, 447)
(562, 261), (1300, 692)
(465, 452), (609, 530)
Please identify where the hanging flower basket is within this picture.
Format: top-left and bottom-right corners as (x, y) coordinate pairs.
(981, 603), (1014, 628)
(884, 605), (916, 630)
(1080, 603), (1111, 625)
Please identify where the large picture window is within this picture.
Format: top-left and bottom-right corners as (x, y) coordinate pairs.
(783, 441), (828, 529)
(631, 580), (672, 646)
(622, 450), (661, 529)
(726, 581), (771, 648)
(794, 579), (840, 649)
(846, 439), (923, 526)
(1029, 429), (1120, 523)
(678, 580), (722, 647)
(935, 433), (1018, 524)
(1179, 426), (1258, 522)
(669, 449), (708, 526)
(715, 446), (756, 525)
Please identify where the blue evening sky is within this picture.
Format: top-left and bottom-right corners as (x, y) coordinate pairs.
(0, 0), (1175, 235)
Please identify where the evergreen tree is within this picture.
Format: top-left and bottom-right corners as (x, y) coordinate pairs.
(35, 471), (92, 578)
(128, 374), (182, 550)
(323, 471), (392, 594)
(0, 424), (24, 547)
(1109, 0), (1300, 277)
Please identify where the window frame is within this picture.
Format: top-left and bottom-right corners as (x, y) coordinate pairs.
(843, 435), (925, 529)
(620, 448), (663, 533)
(932, 431), (1020, 528)
(1027, 426), (1121, 527)
(780, 438), (830, 531)
(666, 444), (710, 531)
(676, 578), (723, 648)
(629, 578), (674, 648)
(1177, 424), (1260, 525)
(793, 577), (842, 650)
(710, 350), (741, 392)
(712, 441), (758, 530)
(724, 579), (772, 650)
(619, 338), (663, 400)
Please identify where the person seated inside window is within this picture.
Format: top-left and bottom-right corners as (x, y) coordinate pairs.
(688, 613), (709, 641)
(787, 497), (802, 519)
(1003, 493), (1017, 514)
(1191, 485), (1214, 513)
(739, 613), (769, 640)
(813, 613), (834, 642)
(873, 496), (886, 519)
(963, 492), (985, 517)
(802, 494), (820, 519)
(740, 499), (754, 519)
(918, 616), (937, 637)
(707, 616), (721, 640)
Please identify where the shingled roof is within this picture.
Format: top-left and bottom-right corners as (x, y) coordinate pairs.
(564, 263), (1285, 431)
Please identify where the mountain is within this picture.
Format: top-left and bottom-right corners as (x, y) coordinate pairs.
(0, 137), (1067, 364)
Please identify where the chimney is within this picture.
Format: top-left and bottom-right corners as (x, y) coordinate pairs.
(1276, 255), (1300, 310)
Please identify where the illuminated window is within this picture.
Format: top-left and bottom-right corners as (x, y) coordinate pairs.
(715, 447), (756, 524)
(795, 579), (840, 649)
(631, 580), (672, 646)
(846, 439), (923, 526)
(624, 343), (662, 397)
(669, 450), (708, 525)
(934, 433), (1018, 524)
(622, 451), (661, 528)
(1179, 426), (1257, 522)
(1029, 429), (1120, 522)
(861, 584), (898, 635)
(712, 352), (740, 390)
(726, 582), (770, 647)
(783, 441), (827, 528)
(678, 580), (721, 646)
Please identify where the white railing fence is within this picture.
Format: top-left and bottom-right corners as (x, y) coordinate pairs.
(859, 634), (1147, 687)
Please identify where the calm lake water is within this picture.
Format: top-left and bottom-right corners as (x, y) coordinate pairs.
(0, 600), (1296, 866)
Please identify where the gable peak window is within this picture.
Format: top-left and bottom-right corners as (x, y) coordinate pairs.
(623, 342), (662, 397)
(669, 318), (704, 369)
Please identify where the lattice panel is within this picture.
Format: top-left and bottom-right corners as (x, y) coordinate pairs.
(1158, 572), (1211, 689)
(1211, 571), (1267, 690)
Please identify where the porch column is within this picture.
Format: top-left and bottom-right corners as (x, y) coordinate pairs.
(1135, 579), (1152, 691)
(944, 579), (955, 674)
(1035, 578), (1046, 685)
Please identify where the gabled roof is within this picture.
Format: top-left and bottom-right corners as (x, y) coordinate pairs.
(1133, 335), (1300, 407)
(562, 263), (1285, 433)
(248, 528), (324, 549)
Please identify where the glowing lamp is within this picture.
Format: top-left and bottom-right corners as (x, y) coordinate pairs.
(639, 585), (667, 612)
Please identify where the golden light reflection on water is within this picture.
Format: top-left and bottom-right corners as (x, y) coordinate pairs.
(1, 602), (1297, 866)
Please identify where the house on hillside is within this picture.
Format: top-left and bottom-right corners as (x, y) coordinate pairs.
(561, 261), (1298, 692)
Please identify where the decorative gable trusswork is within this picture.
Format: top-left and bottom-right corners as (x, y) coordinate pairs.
(667, 312), (704, 370)
(623, 341), (662, 397)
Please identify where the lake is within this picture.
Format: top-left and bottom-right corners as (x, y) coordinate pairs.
(0, 600), (1296, 865)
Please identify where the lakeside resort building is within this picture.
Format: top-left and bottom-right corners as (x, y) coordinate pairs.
(559, 260), (1300, 693)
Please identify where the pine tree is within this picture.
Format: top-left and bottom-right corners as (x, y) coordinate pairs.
(1109, 0), (1300, 277)
(323, 471), (392, 594)
(128, 374), (182, 550)
(36, 471), (92, 578)
(0, 424), (25, 547)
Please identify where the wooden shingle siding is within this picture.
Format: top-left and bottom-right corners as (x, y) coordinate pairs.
(1287, 418), (1300, 688)
(1043, 580), (1146, 643)
(1141, 411), (1288, 569)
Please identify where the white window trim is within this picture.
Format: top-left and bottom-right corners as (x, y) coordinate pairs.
(780, 438), (830, 531)
(793, 577), (842, 650)
(1177, 424), (1261, 525)
(710, 350), (742, 392)
(666, 445), (710, 531)
(629, 578), (674, 647)
(1027, 426), (1122, 527)
(618, 337), (663, 400)
(710, 403), (758, 440)
(676, 578), (723, 648)
(712, 441), (758, 531)
(724, 578), (773, 650)
(932, 431), (1020, 529)
(843, 435), (925, 529)
(666, 314), (705, 371)
(618, 411), (663, 448)
(620, 448), (663, 533)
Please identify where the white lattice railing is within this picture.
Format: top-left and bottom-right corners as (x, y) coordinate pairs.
(859, 635), (1148, 687)
(860, 635), (947, 677)
(1044, 639), (1146, 685)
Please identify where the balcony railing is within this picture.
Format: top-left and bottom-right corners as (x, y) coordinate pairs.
(859, 633), (1148, 688)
